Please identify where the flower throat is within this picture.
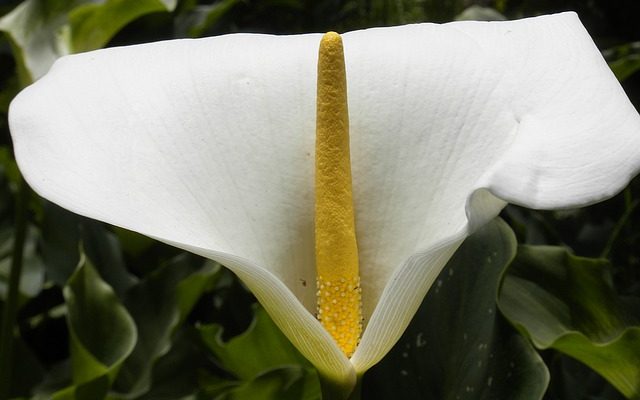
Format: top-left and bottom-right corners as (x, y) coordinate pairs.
(315, 32), (362, 357)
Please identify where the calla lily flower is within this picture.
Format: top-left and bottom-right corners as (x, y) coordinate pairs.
(8, 11), (640, 396)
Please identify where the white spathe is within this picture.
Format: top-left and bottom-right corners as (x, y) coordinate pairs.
(9, 12), (640, 389)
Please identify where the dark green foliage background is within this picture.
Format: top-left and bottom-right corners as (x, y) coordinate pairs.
(0, 1), (639, 399)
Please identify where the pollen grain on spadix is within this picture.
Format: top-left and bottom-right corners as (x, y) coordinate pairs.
(314, 31), (362, 357)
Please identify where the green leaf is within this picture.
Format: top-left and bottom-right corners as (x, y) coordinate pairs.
(40, 202), (137, 297)
(40, 202), (82, 286)
(0, 0), (176, 83)
(112, 227), (154, 258)
(0, 0), (76, 84)
(174, 0), (240, 38)
(0, 147), (22, 188)
(81, 221), (138, 298)
(199, 305), (312, 381)
(363, 218), (549, 400)
(605, 42), (640, 82)
(498, 246), (640, 398)
(198, 304), (321, 399)
(113, 254), (220, 397)
(207, 366), (321, 400)
(609, 55), (640, 82)
(131, 327), (208, 400)
(53, 253), (137, 400)
(68, 0), (176, 53)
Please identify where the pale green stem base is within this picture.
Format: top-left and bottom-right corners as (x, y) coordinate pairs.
(347, 376), (363, 400)
(320, 373), (363, 400)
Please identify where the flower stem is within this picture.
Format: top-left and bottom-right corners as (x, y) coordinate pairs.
(346, 376), (363, 400)
(0, 177), (30, 400)
(319, 374), (362, 400)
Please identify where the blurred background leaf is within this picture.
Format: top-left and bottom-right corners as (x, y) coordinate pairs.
(198, 305), (321, 399)
(0, 0), (176, 83)
(499, 246), (640, 398)
(606, 42), (640, 82)
(69, 0), (177, 52)
(363, 219), (549, 400)
(52, 253), (137, 400)
(113, 255), (220, 397)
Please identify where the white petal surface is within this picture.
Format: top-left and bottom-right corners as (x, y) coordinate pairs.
(10, 33), (357, 380)
(452, 14), (640, 208)
(339, 14), (640, 369)
(12, 33), (323, 308)
(343, 22), (517, 321)
(9, 12), (640, 380)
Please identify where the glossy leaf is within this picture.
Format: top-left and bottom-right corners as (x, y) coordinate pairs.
(124, 327), (208, 400)
(81, 221), (138, 298)
(174, 0), (240, 38)
(363, 219), (549, 400)
(207, 366), (321, 400)
(610, 55), (640, 82)
(0, 0), (77, 84)
(199, 305), (321, 398)
(499, 246), (640, 398)
(0, 0), (176, 82)
(53, 254), (137, 400)
(605, 42), (640, 82)
(199, 305), (313, 380)
(40, 202), (82, 286)
(40, 202), (137, 296)
(68, 0), (177, 53)
(112, 227), (154, 258)
(114, 254), (220, 397)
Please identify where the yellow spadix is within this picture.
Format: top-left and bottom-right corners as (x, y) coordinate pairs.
(315, 32), (362, 357)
